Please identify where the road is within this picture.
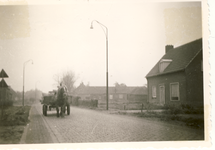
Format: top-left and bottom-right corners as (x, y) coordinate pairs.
(21, 102), (204, 144)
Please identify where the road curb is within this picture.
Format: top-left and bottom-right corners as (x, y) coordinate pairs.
(19, 106), (33, 144)
(37, 105), (60, 143)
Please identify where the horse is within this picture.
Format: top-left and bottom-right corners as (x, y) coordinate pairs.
(55, 86), (68, 117)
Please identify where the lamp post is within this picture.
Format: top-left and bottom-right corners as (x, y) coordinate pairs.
(23, 59), (33, 106)
(35, 81), (40, 102)
(90, 20), (109, 110)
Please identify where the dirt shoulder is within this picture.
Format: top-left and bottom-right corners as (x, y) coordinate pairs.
(117, 111), (204, 130)
(93, 107), (204, 131)
(0, 106), (31, 144)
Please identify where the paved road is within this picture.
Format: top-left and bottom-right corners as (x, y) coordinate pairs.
(21, 103), (204, 144)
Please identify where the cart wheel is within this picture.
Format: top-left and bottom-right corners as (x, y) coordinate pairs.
(44, 105), (47, 116)
(42, 105), (45, 115)
(56, 107), (59, 117)
(67, 104), (70, 115)
(63, 107), (66, 113)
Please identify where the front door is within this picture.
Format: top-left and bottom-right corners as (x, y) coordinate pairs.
(159, 85), (165, 105)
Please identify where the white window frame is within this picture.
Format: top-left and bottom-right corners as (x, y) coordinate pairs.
(170, 82), (180, 101)
(152, 86), (157, 99)
(159, 59), (172, 73)
(119, 94), (123, 99)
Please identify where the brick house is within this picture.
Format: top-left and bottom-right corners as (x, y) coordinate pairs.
(145, 38), (203, 107)
(74, 82), (147, 109)
(0, 79), (16, 106)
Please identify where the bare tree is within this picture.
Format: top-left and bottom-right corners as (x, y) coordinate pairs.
(114, 82), (127, 87)
(53, 70), (77, 93)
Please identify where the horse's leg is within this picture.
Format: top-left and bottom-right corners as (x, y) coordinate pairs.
(56, 106), (59, 117)
(61, 106), (65, 117)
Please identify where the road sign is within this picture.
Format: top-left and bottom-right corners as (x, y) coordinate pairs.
(0, 79), (8, 88)
(0, 69), (9, 78)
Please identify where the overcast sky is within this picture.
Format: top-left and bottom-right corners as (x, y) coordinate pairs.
(0, 0), (202, 93)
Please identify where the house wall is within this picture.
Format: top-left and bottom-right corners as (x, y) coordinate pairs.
(125, 94), (147, 110)
(147, 71), (187, 106)
(185, 51), (203, 107)
(90, 94), (104, 101)
(78, 94), (90, 100)
(127, 94), (147, 103)
(0, 88), (14, 106)
(112, 93), (127, 101)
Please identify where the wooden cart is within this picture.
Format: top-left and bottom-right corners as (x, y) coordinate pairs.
(40, 93), (70, 116)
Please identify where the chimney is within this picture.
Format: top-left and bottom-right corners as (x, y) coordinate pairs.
(165, 45), (174, 54)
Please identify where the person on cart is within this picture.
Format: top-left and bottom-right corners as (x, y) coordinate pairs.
(58, 82), (68, 96)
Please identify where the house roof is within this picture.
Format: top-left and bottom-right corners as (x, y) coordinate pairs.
(130, 86), (148, 95)
(8, 86), (16, 95)
(74, 86), (147, 95)
(146, 38), (202, 78)
(0, 79), (8, 87)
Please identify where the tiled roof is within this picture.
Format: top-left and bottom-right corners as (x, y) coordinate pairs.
(146, 38), (202, 78)
(130, 86), (148, 95)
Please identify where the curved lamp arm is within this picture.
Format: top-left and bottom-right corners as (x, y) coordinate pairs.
(90, 20), (108, 38)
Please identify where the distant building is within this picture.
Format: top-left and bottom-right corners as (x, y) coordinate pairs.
(74, 82), (147, 109)
(146, 38), (203, 107)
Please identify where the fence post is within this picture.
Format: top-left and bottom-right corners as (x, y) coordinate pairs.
(141, 103), (144, 114)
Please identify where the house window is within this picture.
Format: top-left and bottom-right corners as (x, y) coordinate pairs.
(170, 82), (180, 101)
(119, 94), (123, 99)
(159, 59), (172, 73)
(152, 86), (156, 99)
(109, 95), (113, 99)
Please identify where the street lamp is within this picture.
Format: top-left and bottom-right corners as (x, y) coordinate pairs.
(90, 20), (109, 110)
(35, 80), (40, 102)
(23, 59), (33, 106)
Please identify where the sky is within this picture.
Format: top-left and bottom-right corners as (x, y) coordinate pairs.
(0, 0), (202, 93)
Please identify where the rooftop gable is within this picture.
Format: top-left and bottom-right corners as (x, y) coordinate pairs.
(146, 38), (202, 78)
(74, 86), (147, 95)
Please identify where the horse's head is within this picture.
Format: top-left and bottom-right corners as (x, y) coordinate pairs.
(57, 87), (67, 99)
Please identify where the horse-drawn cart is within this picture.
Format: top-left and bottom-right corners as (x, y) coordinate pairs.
(40, 91), (70, 117)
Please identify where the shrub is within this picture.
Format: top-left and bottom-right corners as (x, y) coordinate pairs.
(181, 104), (193, 110)
(181, 104), (204, 114)
(162, 104), (183, 115)
(144, 102), (166, 111)
(145, 102), (152, 112)
(0, 100), (13, 107)
(71, 96), (80, 106)
(73, 99), (98, 108)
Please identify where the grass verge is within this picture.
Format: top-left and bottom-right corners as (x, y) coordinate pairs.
(128, 111), (204, 129)
(0, 106), (31, 144)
